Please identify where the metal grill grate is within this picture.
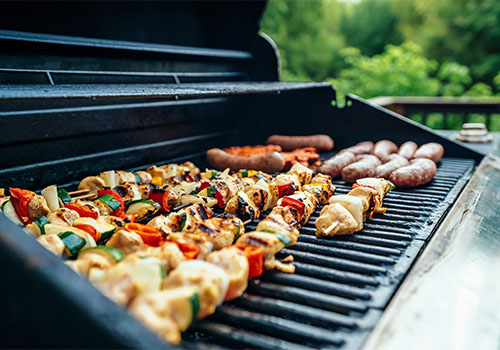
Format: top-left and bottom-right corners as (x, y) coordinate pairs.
(182, 157), (474, 349)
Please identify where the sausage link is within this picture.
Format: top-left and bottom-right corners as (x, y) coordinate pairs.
(414, 142), (444, 163)
(206, 149), (285, 173)
(266, 134), (334, 151)
(339, 141), (374, 155)
(374, 154), (409, 179)
(398, 141), (418, 159)
(373, 140), (398, 161)
(341, 155), (381, 183)
(389, 158), (436, 187)
(318, 151), (357, 178)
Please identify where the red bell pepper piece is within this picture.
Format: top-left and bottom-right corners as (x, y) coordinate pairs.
(97, 189), (124, 216)
(74, 224), (101, 243)
(281, 196), (305, 219)
(199, 181), (211, 191)
(277, 183), (294, 198)
(174, 242), (199, 260)
(119, 213), (136, 223)
(240, 246), (263, 279)
(148, 188), (171, 213)
(65, 203), (99, 219)
(215, 190), (225, 209)
(9, 188), (35, 225)
(124, 222), (162, 247)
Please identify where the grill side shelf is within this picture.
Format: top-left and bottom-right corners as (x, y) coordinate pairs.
(183, 157), (475, 349)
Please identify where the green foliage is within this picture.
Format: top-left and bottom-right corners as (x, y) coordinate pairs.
(329, 42), (441, 98)
(340, 0), (402, 56)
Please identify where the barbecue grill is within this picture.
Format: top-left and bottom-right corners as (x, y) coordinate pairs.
(1, 2), (496, 349)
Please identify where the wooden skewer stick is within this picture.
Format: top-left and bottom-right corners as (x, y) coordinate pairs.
(323, 221), (339, 235)
(73, 193), (96, 200)
(242, 219), (252, 225)
(68, 189), (90, 196)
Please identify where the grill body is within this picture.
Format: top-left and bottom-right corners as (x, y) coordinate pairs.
(0, 2), (484, 348)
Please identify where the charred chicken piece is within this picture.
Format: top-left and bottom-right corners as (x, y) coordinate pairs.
(192, 216), (244, 250)
(225, 191), (260, 221)
(256, 212), (300, 245)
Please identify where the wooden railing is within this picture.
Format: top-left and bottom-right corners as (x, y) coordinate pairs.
(368, 96), (500, 130)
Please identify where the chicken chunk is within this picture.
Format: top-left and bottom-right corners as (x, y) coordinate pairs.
(206, 246), (249, 301)
(37, 234), (65, 256)
(66, 252), (113, 277)
(131, 242), (184, 273)
(162, 260), (229, 319)
(257, 213), (300, 245)
(27, 195), (50, 221)
(78, 176), (105, 199)
(225, 191), (260, 221)
(106, 229), (144, 255)
(236, 231), (285, 270)
(315, 203), (359, 237)
(192, 216), (244, 250)
(47, 208), (79, 226)
(129, 292), (182, 344)
(245, 186), (269, 212)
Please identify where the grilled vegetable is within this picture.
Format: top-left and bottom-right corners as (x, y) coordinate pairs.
(59, 231), (87, 257)
(241, 246), (263, 279)
(35, 216), (51, 235)
(124, 222), (162, 247)
(65, 203), (99, 219)
(9, 188), (35, 225)
(100, 170), (120, 189)
(97, 190), (125, 215)
(148, 188), (170, 213)
(157, 287), (200, 331)
(78, 246), (125, 264)
(57, 188), (72, 207)
(73, 217), (116, 242)
(41, 185), (60, 211)
(126, 200), (160, 221)
(1, 200), (23, 226)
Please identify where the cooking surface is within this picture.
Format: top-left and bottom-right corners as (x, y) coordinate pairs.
(181, 156), (474, 349)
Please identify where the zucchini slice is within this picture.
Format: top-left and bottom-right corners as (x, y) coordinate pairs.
(59, 231), (86, 257)
(41, 185), (60, 211)
(57, 188), (72, 206)
(1, 200), (23, 226)
(73, 217), (116, 241)
(78, 246), (124, 263)
(96, 194), (121, 211)
(44, 224), (96, 249)
(35, 216), (51, 235)
(158, 287), (200, 331)
(126, 200), (160, 221)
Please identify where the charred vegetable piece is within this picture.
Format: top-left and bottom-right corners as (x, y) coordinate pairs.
(126, 200), (160, 221)
(59, 231), (86, 257)
(57, 188), (72, 206)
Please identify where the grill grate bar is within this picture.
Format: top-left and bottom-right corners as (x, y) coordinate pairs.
(278, 249), (390, 274)
(188, 157), (475, 349)
(289, 242), (397, 264)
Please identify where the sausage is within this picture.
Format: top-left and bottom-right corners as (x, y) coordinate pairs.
(389, 158), (437, 187)
(373, 140), (398, 161)
(414, 142), (444, 163)
(266, 134), (334, 151)
(318, 151), (357, 178)
(206, 148), (285, 173)
(341, 155), (381, 183)
(398, 141), (418, 159)
(339, 141), (374, 155)
(374, 154), (410, 179)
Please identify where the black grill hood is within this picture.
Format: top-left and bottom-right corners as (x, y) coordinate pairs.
(0, 1), (267, 52)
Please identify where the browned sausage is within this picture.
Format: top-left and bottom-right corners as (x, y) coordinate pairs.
(374, 154), (409, 179)
(389, 158), (437, 187)
(341, 155), (381, 183)
(206, 148), (285, 173)
(414, 143), (444, 163)
(318, 151), (357, 178)
(373, 140), (398, 161)
(398, 141), (418, 159)
(266, 134), (334, 151)
(339, 141), (374, 155)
